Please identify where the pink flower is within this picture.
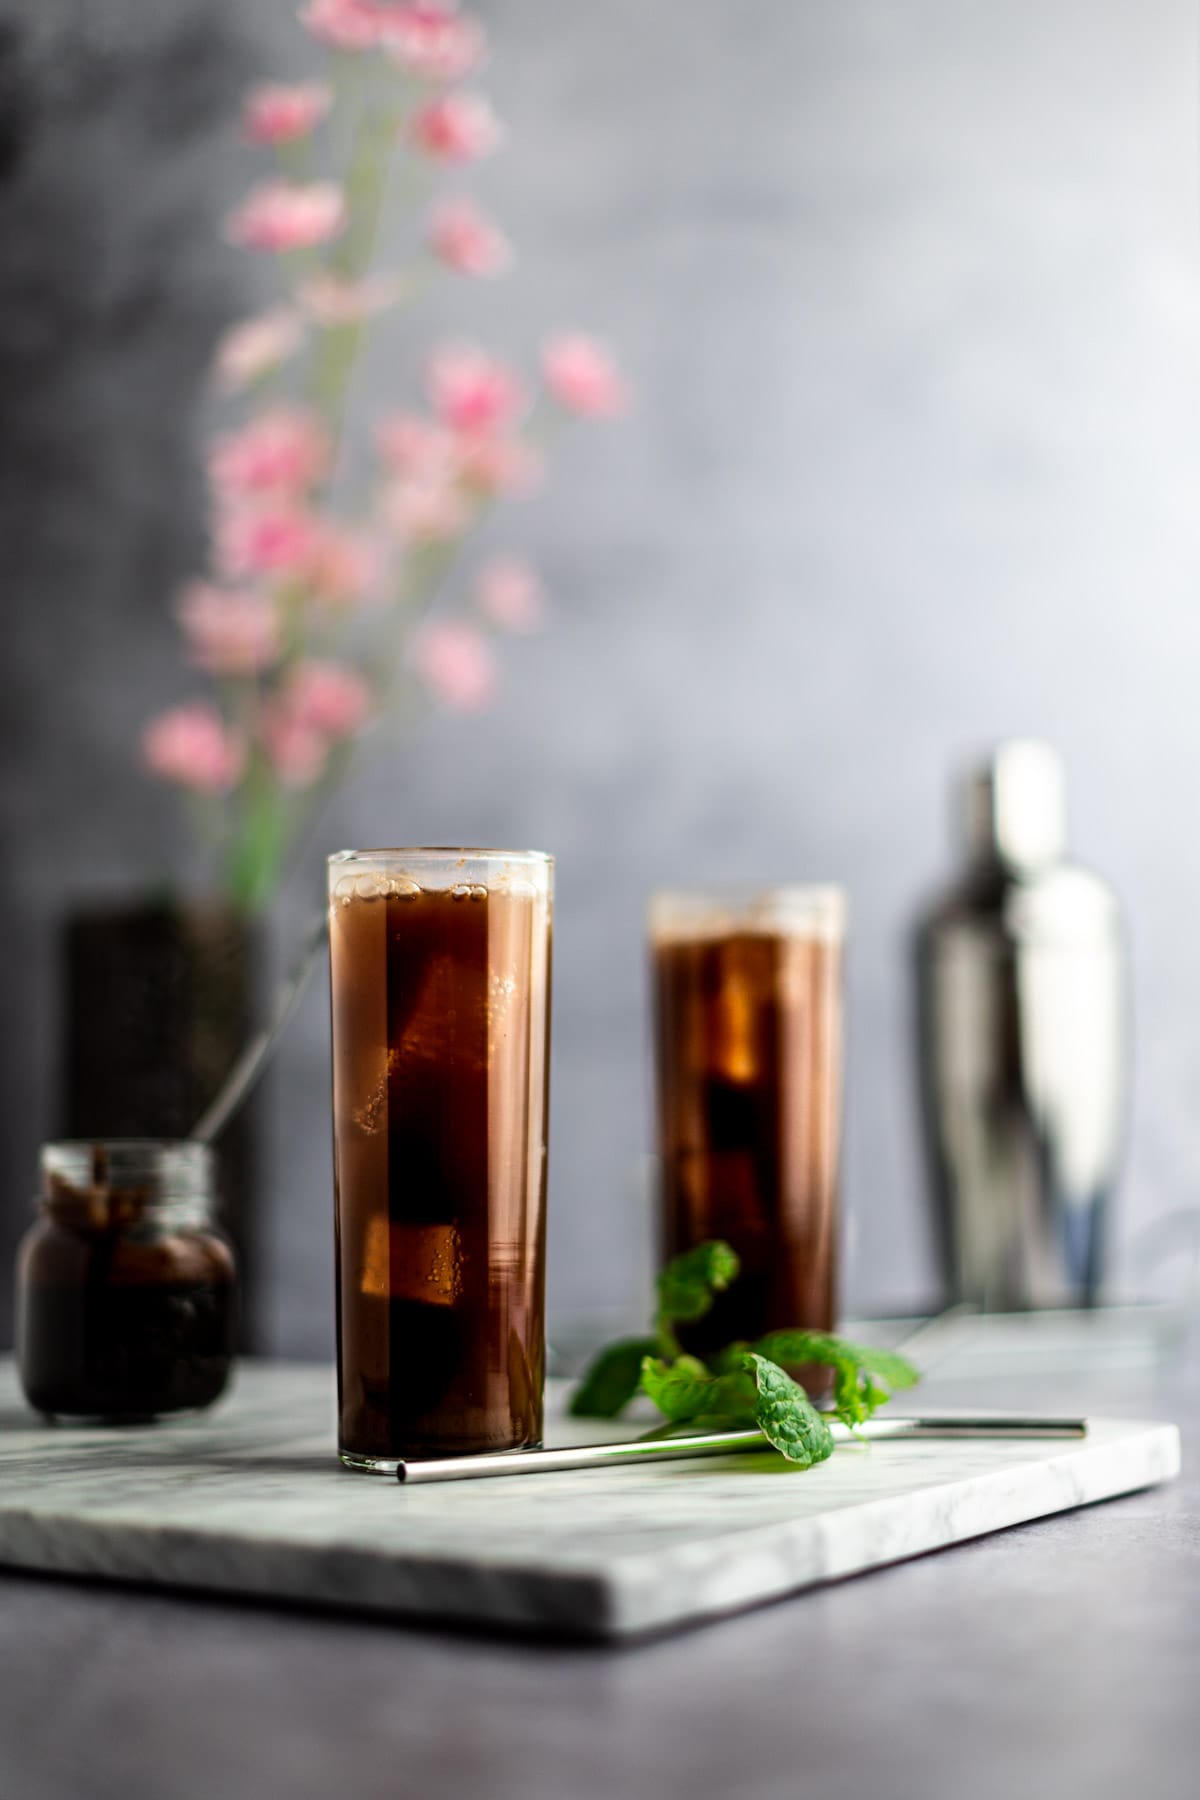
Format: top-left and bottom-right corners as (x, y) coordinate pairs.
(213, 308), (304, 393)
(142, 704), (245, 793)
(226, 181), (345, 253)
(216, 505), (318, 580)
(300, 272), (404, 327)
(243, 82), (332, 145)
(386, 7), (485, 81)
(260, 658), (372, 788)
(454, 432), (542, 496)
(300, 0), (483, 67)
(375, 412), (458, 481)
(541, 334), (629, 416)
(209, 408), (329, 496)
(410, 620), (496, 711)
(475, 557), (546, 633)
(428, 345), (526, 434)
(428, 198), (510, 277)
(412, 92), (501, 161)
(285, 660), (373, 736)
(299, 0), (385, 50)
(383, 476), (471, 543)
(260, 711), (329, 789)
(305, 520), (384, 606)
(177, 583), (281, 675)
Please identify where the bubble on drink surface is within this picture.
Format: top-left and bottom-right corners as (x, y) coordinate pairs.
(386, 876), (421, 901)
(332, 867), (422, 907)
(334, 871), (419, 907)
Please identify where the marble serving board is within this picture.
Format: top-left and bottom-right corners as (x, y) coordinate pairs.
(0, 1358), (1179, 1641)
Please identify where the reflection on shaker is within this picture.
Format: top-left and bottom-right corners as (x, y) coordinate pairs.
(915, 741), (1128, 1311)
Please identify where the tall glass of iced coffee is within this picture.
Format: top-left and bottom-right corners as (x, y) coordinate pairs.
(328, 849), (553, 1471)
(651, 887), (845, 1355)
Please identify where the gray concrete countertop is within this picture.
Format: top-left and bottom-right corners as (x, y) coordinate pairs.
(0, 1352), (1195, 1800)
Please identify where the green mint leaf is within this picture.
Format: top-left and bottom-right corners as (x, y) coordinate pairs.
(654, 1240), (740, 1355)
(833, 1361), (870, 1429)
(639, 1356), (759, 1426)
(752, 1330), (919, 1428)
(847, 1342), (920, 1391)
(741, 1353), (835, 1468)
(640, 1355), (717, 1421)
(569, 1337), (659, 1418)
(696, 1368), (759, 1423)
(708, 1340), (752, 1377)
(861, 1378), (890, 1414)
(751, 1329), (839, 1368)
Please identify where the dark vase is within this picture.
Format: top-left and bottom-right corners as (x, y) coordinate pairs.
(61, 897), (261, 1348)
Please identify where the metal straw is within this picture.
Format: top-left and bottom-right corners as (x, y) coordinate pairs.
(396, 1414), (1088, 1483)
(191, 909), (329, 1146)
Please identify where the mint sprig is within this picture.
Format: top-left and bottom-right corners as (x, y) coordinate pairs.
(640, 1355), (753, 1424)
(751, 1329), (918, 1428)
(570, 1239), (919, 1467)
(741, 1354), (835, 1468)
(653, 1240), (739, 1359)
(568, 1337), (658, 1420)
(568, 1239), (740, 1419)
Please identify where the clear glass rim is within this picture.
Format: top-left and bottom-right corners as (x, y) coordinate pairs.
(328, 847), (553, 867)
(649, 884), (847, 940)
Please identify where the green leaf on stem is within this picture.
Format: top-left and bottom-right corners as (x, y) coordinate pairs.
(739, 1354), (835, 1468)
(654, 1240), (739, 1356)
(569, 1337), (658, 1419)
(752, 1330), (919, 1428)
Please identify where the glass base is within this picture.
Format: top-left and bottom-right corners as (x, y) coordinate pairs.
(339, 1437), (544, 1476)
(339, 1450), (403, 1476)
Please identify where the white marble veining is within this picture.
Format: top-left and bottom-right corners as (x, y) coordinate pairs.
(0, 1359), (1179, 1639)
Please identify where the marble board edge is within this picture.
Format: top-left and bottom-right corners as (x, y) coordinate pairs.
(0, 1418), (1180, 1644)
(0, 1515), (618, 1641)
(596, 1418), (1182, 1637)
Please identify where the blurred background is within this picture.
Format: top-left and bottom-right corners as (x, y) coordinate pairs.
(1, 0), (1197, 1356)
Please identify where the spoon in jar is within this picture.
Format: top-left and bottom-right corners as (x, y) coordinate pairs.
(191, 909), (328, 1146)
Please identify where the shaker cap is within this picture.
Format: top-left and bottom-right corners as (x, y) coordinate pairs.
(965, 739), (1066, 869)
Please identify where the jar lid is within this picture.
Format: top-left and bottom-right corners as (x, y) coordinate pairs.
(41, 1140), (214, 1208)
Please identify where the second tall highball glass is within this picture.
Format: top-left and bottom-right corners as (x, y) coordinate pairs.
(651, 887), (845, 1354)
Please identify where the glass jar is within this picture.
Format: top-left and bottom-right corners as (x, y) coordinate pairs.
(15, 1141), (238, 1421)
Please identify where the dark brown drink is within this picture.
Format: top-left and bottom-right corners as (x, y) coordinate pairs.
(15, 1141), (236, 1421)
(329, 851), (552, 1470)
(652, 890), (844, 1358)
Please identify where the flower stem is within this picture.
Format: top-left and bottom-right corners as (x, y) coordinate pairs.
(224, 757), (290, 914)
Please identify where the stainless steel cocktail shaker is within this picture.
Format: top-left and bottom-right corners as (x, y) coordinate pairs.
(915, 742), (1127, 1310)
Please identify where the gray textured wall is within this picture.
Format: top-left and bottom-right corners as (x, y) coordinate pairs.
(1, 0), (1198, 1355)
